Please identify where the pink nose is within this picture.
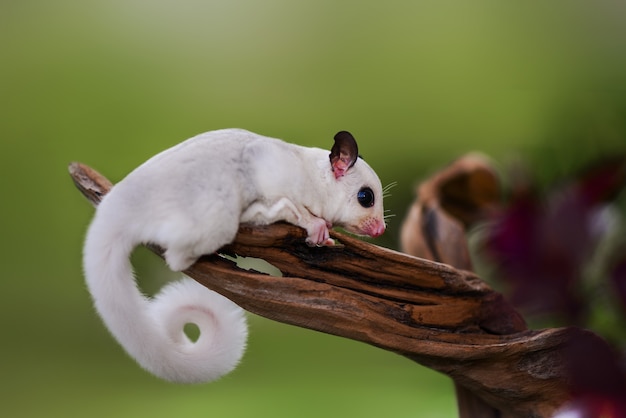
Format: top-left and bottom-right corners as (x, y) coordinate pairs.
(369, 220), (386, 237)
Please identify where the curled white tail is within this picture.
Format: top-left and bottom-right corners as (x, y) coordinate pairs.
(83, 216), (248, 384)
(148, 278), (248, 383)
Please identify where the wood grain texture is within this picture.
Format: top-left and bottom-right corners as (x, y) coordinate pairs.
(69, 160), (575, 417)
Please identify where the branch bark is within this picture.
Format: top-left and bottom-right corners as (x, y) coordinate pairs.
(400, 153), (526, 417)
(69, 161), (575, 417)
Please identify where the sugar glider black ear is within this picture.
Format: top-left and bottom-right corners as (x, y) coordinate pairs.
(329, 131), (359, 179)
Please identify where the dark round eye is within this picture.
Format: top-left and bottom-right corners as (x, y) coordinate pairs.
(357, 187), (375, 208)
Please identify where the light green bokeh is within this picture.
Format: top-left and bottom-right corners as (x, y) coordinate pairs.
(2, 1), (625, 417)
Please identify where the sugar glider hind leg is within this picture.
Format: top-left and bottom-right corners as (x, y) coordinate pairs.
(159, 204), (242, 272)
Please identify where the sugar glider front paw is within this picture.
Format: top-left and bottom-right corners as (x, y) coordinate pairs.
(305, 218), (335, 247)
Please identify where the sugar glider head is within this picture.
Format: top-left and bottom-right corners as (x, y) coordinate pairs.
(329, 131), (386, 238)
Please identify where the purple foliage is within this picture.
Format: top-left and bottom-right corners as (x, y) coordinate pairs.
(611, 257), (626, 313)
(478, 156), (626, 417)
(481, 157), (626, 323)
(554, 329), (626, 418)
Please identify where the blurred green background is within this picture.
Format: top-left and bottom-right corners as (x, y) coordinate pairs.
(2, 1), (626, 417)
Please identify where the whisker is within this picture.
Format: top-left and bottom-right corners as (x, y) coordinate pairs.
(382, 181), (398, 194)
(383, 210), (396, 225)
(383, 218), (394, 226)
(382, 181), (398, 200)
(381, 184), (397, 226)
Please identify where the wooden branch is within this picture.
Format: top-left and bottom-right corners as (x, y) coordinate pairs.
(401, 153), (525, 417)
(69, 161), (574, 418)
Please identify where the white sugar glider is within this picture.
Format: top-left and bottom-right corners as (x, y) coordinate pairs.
(83, 128), (386, 384)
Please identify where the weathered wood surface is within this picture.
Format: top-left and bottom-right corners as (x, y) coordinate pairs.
(70, 160), (575, 418)
(400, 153), (528, 417)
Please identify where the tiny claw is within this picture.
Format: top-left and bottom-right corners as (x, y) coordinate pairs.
(321, 238), (336, 247)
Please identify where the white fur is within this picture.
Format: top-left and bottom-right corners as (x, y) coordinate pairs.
(83, 128), (385, 383)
